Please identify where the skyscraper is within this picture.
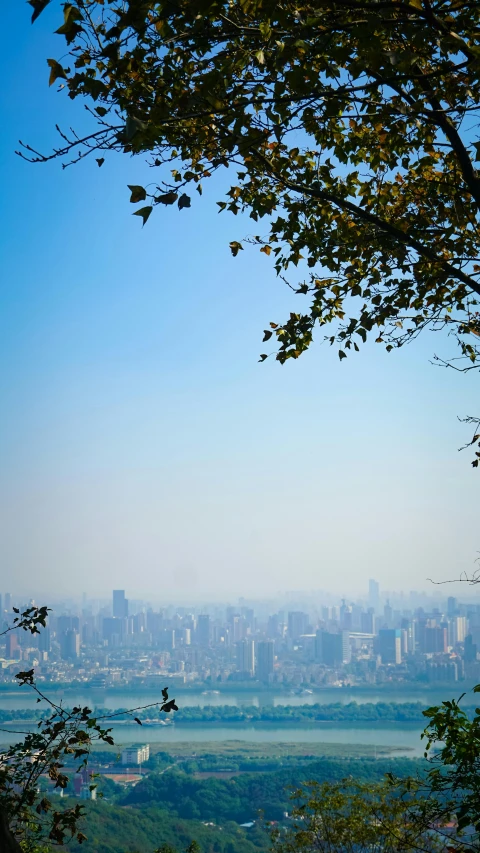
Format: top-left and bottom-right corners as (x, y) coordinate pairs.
(316, 631), (351, 666)
(447, 597), (458, 617)
(378, 629), (402, 664)
(237, 639), (255, 676)
(113, 590), (128, 619)
(60, 629), (80, 660)
(6, 634), (19, 659)
(196, 614), (211, 646)
(368, 579), (380, 610)
(38, 627), (51, 653)
(287, 611), (309, 640)
(257, 640), (275, 682)
(361, 609), (376, 634)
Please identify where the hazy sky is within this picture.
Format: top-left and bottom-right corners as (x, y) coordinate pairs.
(0, 5), (478, 601)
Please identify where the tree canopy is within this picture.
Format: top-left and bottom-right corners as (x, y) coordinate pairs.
(26, 0), (480, 456)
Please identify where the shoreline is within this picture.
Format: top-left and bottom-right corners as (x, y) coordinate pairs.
(0, 682), (474, 696)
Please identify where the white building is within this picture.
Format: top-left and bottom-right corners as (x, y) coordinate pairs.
(121, 744), (150, 765)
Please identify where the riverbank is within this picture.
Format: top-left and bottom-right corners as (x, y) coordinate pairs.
(0, 699), (465, 726)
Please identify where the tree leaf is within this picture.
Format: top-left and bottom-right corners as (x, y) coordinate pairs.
(47, 59), (67, 86)
(229, 241), (243, 256)
(133, 206), (153, 226)
(128, 185), (147, 203)
(178, 193), (191, 209)
(29, 0), (51, 23)
(156, 191), (178, 205)
(96, 158), (105, 168)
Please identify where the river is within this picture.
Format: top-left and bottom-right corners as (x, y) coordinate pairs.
(0, 684), (466, 711)
(0, 685), (451, 757)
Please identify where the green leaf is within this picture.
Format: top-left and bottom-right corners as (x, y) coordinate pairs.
(156, 191), (178, 205)
(128, 185), (147, 203)
(178, 193), (191, 209)
(29, 0), (51, 23)
(133, 206), (153, 226)
(47, 59), (67, 87)
(55, 5), (84, 44)
(229, 240), (243, 257)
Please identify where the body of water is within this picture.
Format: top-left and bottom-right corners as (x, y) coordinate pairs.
(0, 685), (466, 711)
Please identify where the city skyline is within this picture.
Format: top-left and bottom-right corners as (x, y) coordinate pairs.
(1, 582), (479, 692)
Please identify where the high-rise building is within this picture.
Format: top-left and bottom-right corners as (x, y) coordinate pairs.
(257, 640), (275, 682)
(447, 597), (458, 617)
(447, 616), (467, 647)
(378, 629), (402, 664)
(383, 600), (393, 627)
(38, 627), (51, 653)
(316, 631), (351, 666)
(237, 639), (255, 676)
(368, 579), (380, 610)
(464, 634), (478, 663)
(196, 615), (211, 646)
(113, 590), (128, 619)
(230, 615), (245, 643)
(4, 593), (11, 613)
(6, 634), (19, 659)
(60, 629), (80, 660)
(361, 609), (376, 634)
(401, 618), (416, 653)
(102, 617), (125, 646)
(418, 626), (447, 654)
(288, 611), (309, 640)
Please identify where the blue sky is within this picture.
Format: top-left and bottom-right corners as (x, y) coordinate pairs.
(0, 3), (478, 601)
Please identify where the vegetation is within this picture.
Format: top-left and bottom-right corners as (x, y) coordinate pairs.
(143, 740), (399, 760)
(120, 758), (421, 823)
(3, 699), (469, 727)
(26, 0), (480, 461)
(64, 800), (269, 853)
(272, 779), (450, 853)
(387, 688), (480, 839)
(140, 701), (464, 724)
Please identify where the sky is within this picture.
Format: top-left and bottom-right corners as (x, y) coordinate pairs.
(0, 4), (478, 602)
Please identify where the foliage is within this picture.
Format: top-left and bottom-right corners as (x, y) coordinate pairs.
(121, 758), (422, 823)
(27, 1), (480, 409)
(272, 778), (448, 853)
(2, 699), (446, 726)
(64, 800), (268, 853)
(413, 686), (480, 837)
